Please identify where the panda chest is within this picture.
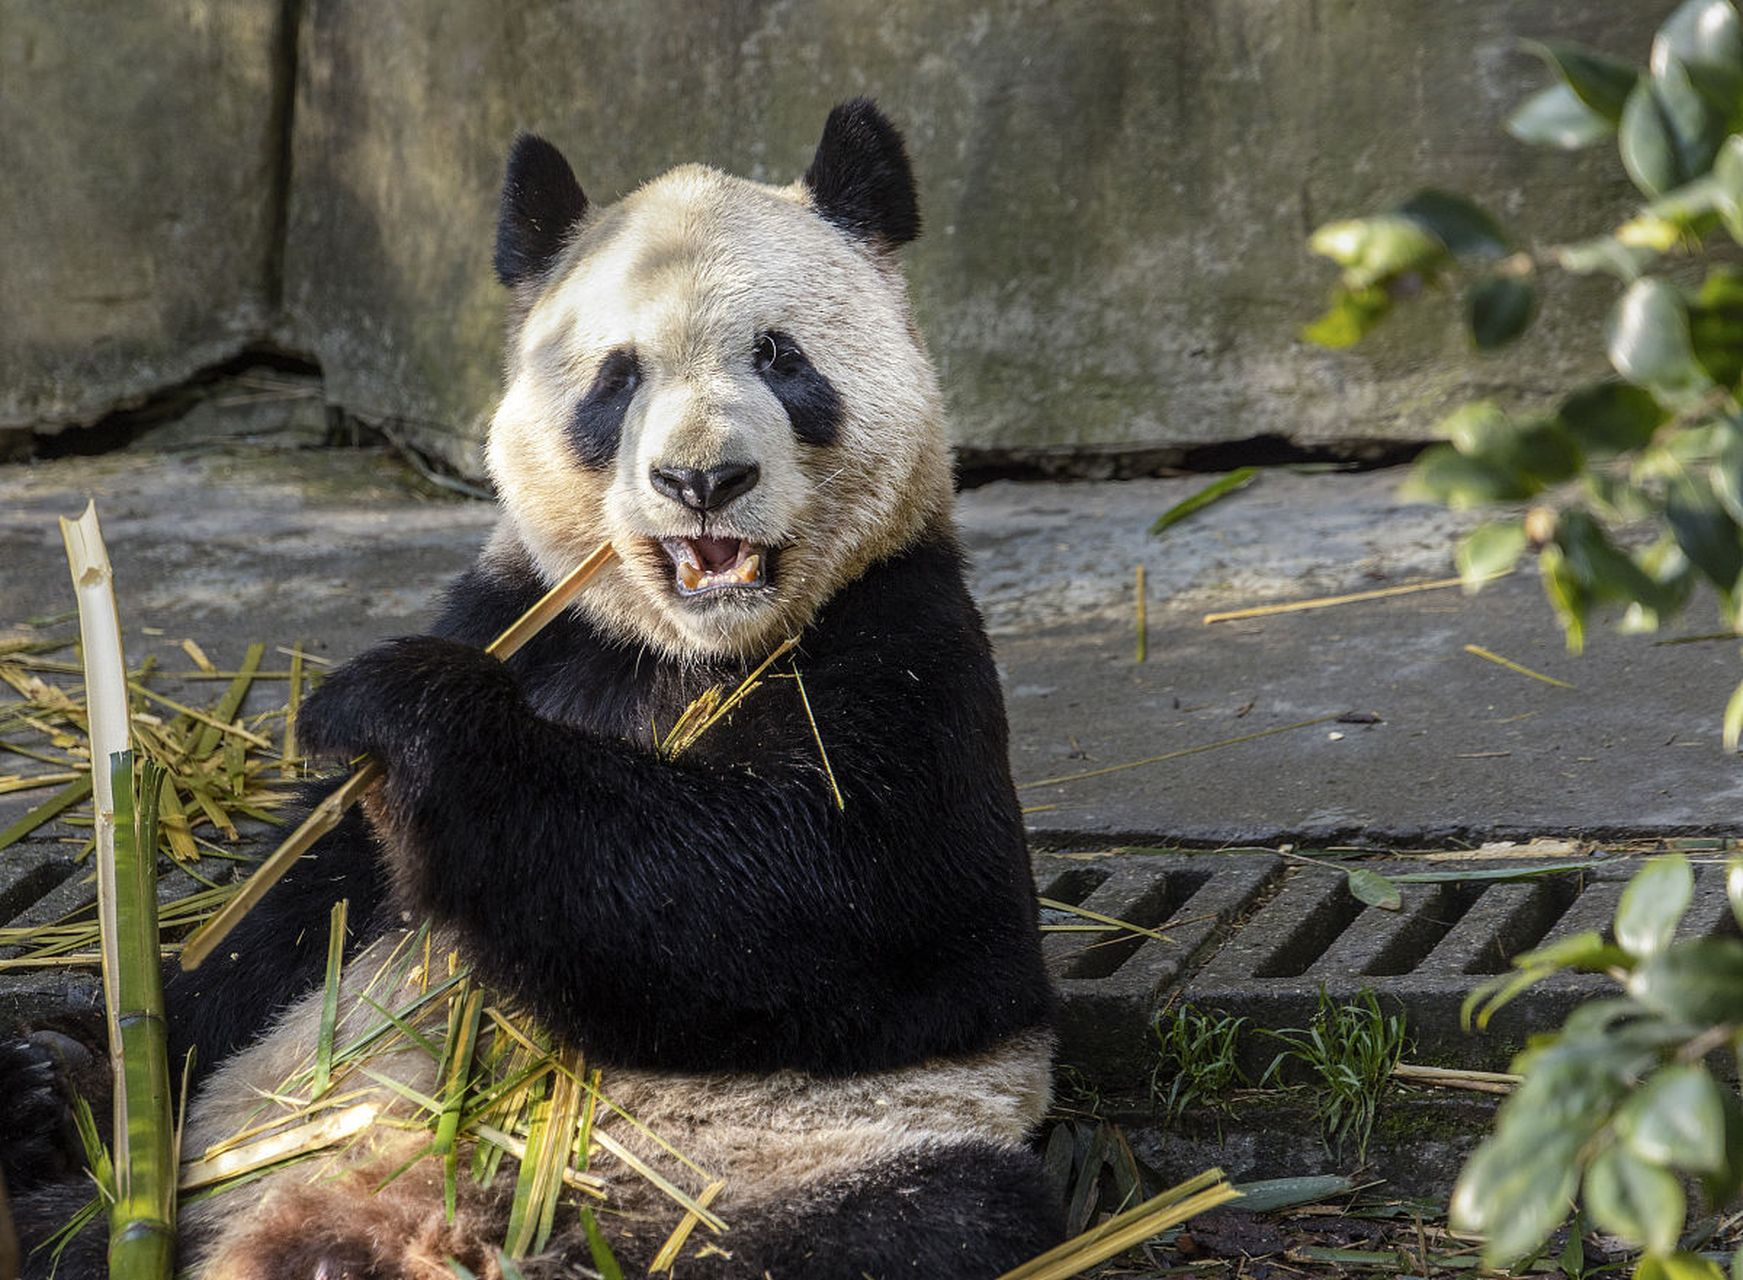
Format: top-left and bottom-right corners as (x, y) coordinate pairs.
(525, 657), (801, 764)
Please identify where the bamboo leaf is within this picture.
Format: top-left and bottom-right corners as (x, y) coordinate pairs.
(1149, 468), (1260, 536)
(1347, 868), (1402, 911)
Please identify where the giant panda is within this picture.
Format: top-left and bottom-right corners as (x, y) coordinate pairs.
(1, 100), (1062, 1279)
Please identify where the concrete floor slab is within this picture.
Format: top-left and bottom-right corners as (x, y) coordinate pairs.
(0, 449), (1738, 851)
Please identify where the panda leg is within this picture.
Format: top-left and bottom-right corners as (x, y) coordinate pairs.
(0, 1018), (111, 1195)
(190, 1152), (505, 1280)
(600, 1141), (1065, 1280)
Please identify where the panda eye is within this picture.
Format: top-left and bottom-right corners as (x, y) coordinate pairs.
(568, 347), (640, 469)
(753, 330), (841, 446)
(752, 331), (804, 376)
(752, 333), (779, 373)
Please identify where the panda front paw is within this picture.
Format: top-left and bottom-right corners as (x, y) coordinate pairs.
(0, 1026), (103, 1191)
(299, 636), (525, 773)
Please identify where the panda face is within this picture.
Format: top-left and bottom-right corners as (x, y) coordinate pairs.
(486, 108), (952, 661)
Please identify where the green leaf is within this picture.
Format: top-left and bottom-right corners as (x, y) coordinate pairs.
(1667, 474), (1743, 590)
(578, 1209), (624, 1280)
(1540, 544), (1588, 654)
(1468, 276), (1536, 349)
(1608, 278), (1713, 403)
(1524, 40), (1641, 122)
(1615, 855), (1695, 957)
(1450, 1129), (1581, 1266)
(1630, 937), (1743, 1023)
(1637, 1251), (1731, 1280)
(1555, 235), (1657, 279)
(1457, 522), (1528, 587)
(1508, 83), (1617, 148)
(1402, 443), (1539, 509)
(1713, 425), (1743, 523)
(1302, 285), (1391, 348)
(1623, 79), (1688, 198)
(1697, 0), (1743, 68)
(1558, 383), (1669, 457)
(1398, 189), (1512, 260)
(1347, 867), (1402, 911)
(1228, 1175), (1357, 1214)
(1309, 215), (1446, 289)
(1438, 401), (1582, 486)
(1689, 266), (1743, 386)
(1619, 1064), (1730, 1174)
(1655, 0), (1743, 77)
(1584, 1143), (1685, 1253)
(1726, 679), (1743, 752)
(1149, 467), (1260, 536)
(1622, 57), (1728, 199)
(1556, 509), (1678, 613)
(1515, 929), (1632, 974)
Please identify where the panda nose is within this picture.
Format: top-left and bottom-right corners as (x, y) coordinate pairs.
(649, 462), (761, 513)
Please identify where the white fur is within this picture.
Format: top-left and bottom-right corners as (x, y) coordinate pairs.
(486, 164), (954, 661)
(183, 930), (1053, 1273)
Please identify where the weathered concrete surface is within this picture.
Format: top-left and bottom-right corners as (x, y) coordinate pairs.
(1, 450), (1737, 849)
(975, 475), (1743, 845)
(282, 0), (1661, 475)
(0, 1), (287, 434)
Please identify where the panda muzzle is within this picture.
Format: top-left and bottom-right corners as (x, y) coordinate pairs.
(659, 535), (768, 597)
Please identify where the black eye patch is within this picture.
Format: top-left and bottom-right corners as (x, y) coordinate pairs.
(569, 348), (640, 468)
(753, 331), (842, 447)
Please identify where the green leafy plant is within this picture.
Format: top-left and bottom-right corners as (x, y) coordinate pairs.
(1453, 854), (1743, 1277)
(1259, 989), (1410, 1162)
(1305, 0), (1743, 728)
(1150, 1005), (1248, 1123)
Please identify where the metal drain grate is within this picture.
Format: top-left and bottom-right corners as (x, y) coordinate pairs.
(1035, 852), (1282, 1089)
(1185, 859), (1738, 1071)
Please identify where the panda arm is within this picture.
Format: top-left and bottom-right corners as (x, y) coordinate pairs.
(296, 602), (1046, 1073)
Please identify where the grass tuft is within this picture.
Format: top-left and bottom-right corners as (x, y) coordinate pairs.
(1260, 989), (1410, 1162)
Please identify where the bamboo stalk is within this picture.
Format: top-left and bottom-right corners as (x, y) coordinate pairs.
(996, 1168), (1239, 1280)
(62, 503), (176, 1280)
(1201, 573), (1508, 625)
(181, 542), (619, 969)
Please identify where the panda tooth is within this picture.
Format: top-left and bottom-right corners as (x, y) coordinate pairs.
(677, 562), (704, 591)
(735, 553), (761, 584)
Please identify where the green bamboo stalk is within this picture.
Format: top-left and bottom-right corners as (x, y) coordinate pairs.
(311, 898), (348, 1099)
(62, 502), (176, 1280)
(108, 753), (175, 1277)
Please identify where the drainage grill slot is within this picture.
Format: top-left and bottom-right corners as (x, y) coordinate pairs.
(1452, 876), (1583, 975)
(1253, 875), (1367, 978)
(1361, 883), (1484, 976)
(1058, 868), (1212, 981)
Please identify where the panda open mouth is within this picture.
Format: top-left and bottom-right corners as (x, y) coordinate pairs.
(658, 536), (770, 598)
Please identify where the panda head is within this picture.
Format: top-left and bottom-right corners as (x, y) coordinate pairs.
(485, 100), (952, 661)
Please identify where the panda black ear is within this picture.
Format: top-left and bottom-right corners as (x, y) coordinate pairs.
(802, 99), (920, 249)
(494, 134), (589, 287)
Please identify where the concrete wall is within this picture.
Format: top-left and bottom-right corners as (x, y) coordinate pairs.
(0, 0), (288, 433)
(2, 1), (1664, 475)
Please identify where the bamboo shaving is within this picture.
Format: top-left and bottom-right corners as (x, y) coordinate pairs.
(1202, 572), (1509, 625)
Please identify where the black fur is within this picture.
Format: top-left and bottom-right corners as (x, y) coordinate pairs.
(804, 98), (921, 249)
(162, 794), (394, 1089)
(568, 347), (640, 468)
(494, 133), (588, 287)
(3, 531), (1057, 1271)
(756, 331), (842, 446)
(295, 530), (1051, 1077)
(0, 1027), (105, 1192)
